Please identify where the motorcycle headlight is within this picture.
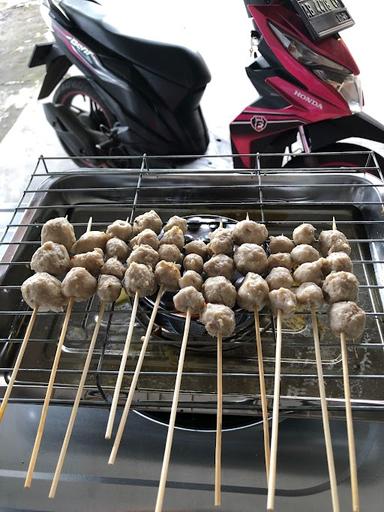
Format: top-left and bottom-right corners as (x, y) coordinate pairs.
(270, 23), (363, 112)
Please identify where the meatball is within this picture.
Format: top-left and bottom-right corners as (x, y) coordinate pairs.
(234, 243), (268, 275)
(173, 286), (205, 314)
(154, 261), (181, 292)
(269, 288), (297, 317)
(160, 226), (184, 250)
(207, 230), (233, 256)
(105, 237), (130, 261)
(133, 210), (162, 235)
(30, 241), (70, 276)
(269, 235), (294, 254)
(106, 219), (133, 242)
(71, 248), (104, 276)
(232, 220), (268, 245)
(71, 231), (109, 255)
(158, 244), (183, 263)
(97, 275), (122, 303)
(164, 215), (188, 234)
(296, 283), (324, 308)
(21, 272), (67, 312)
(203, 254), (235, 280)
(329, 301), (366, 340)
(293, 259), (324, 285)
(293, 224), (316, 246)
(203, 276), (237, 308)
(200, 303), (236, 338)
(62, 267), (97, 302)
(41, 217), (76, 251)
(237, 273), (269, 312)
(183, 253), (204, 273)
(323, 252), (353, 275)
(123, 262), (156, 297)
(179, 270), (203, 291)
(130, 229), (159, 250)
(322, 271), (359, 304)
(100, 257), (125, 279)
(126, 244), (159, 270)
(268, 253), (292, 271)
(266, 267), (294, 291)
(291, 244), (320, 265)
(319, 230), (351, 256)
(184, 240), (208, 259)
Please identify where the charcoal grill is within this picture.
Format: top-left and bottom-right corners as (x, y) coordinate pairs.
(1, 151), (384, 428)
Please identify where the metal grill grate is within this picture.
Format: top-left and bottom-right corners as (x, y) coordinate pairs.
(1, 151), (384, 421)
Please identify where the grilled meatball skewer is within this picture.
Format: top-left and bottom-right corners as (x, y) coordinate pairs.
(155, 287), (205, 512)
(296, 283), (340, 512)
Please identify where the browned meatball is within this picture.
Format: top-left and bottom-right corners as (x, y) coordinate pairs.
(133, 210), (162, 235)
(207, 230), (233, 256)
(266, 267), (294, 291)
(323, 252), (353, 275)
(296, 283), (324, 308)
(160, 226), (184, 250)
(183, 253), (204, 273)
(203, 276), (237, 308)
(269, 235), (294, 254)
(322, 271), (359, 304)
(179, 270), (203, 291)
(319, 230), (351, 256)
(232, 220), (268, 245)
(329, 301), (366, 340)
(105, 238), (130, 261)
(97, 275), (122, 303)
(269, 288), (297, 317)
(130, 229), (159, 250)
(203, 254), (235, 280)
(71, 231), (109, 254)
(71, 248), (105, 276)
(41, 217), (76, 251)
(100, 257), (126, 280)
(173, 286), (205, 314)
(30, 241), (70, 276)
(291, 244), (320, 265)
(126, 244), (159, 270)
(158, 244), (183, 263)
(106, 220), (133, 242)
(234, 243), (268, 275)
(293, 224), (316, 245)
(184, 240), (208, 259)
(200, 303), (236, 338)
(164, 215), (188, 234)
(293, 260), (324, 285)
(21, 272), (68, 312)
(62, 267), (97, 302)
(237, 273), (269, 312)
(267, 253), (292, 271)
(155, 261), (181, 291)
(123, 262), (156, 297)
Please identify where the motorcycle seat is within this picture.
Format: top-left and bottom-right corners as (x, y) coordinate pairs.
(60, 0), (211, 89)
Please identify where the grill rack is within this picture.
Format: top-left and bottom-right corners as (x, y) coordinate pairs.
(1, 151), (384, 423)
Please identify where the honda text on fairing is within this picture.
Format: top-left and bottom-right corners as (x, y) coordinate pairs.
(29, 0), (384, 169)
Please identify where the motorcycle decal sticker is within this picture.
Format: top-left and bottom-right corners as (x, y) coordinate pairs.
(251, 115), (268, 132)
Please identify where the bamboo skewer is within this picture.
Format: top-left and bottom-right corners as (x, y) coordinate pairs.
(105, 292), (139, 439)
(49, 301), (106, 498)
(155, 310), (191, 512)
(311, 306), (340, 512)
(267, 309), (283, 512)
(25, 297), (74, 488)
(109, 286), (164, 464)
(254, 306), (270, 482)
(0, 308), (38, 422)
(215, 333), (223, 507)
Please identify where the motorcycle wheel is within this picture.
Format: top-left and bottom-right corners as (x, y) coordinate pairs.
(53, 76), (118, 168)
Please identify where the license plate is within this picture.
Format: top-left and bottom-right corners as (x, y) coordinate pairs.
(289, 0), (355, 40)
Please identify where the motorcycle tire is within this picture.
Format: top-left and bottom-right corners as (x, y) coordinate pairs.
(53, 76), (118, 168)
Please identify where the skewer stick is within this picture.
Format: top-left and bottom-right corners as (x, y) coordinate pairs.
(332, 216), (337, 231)
(105, 292), (140, 439)
(155, 310), (191, 512)
(25, 298), (74, 488)
(254, 306), (270, 482)
(340, 332), (360, 512)
(87, 216), (93, 232)
(49, 301), (106, 498)
(0, 308), (39, 422)
(246, 212), (250, 221)
(311, 306), (340, 512)
(267, 309), (283, 512)
(215, 333), (223, 507)
(109, 286), (164, 464)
